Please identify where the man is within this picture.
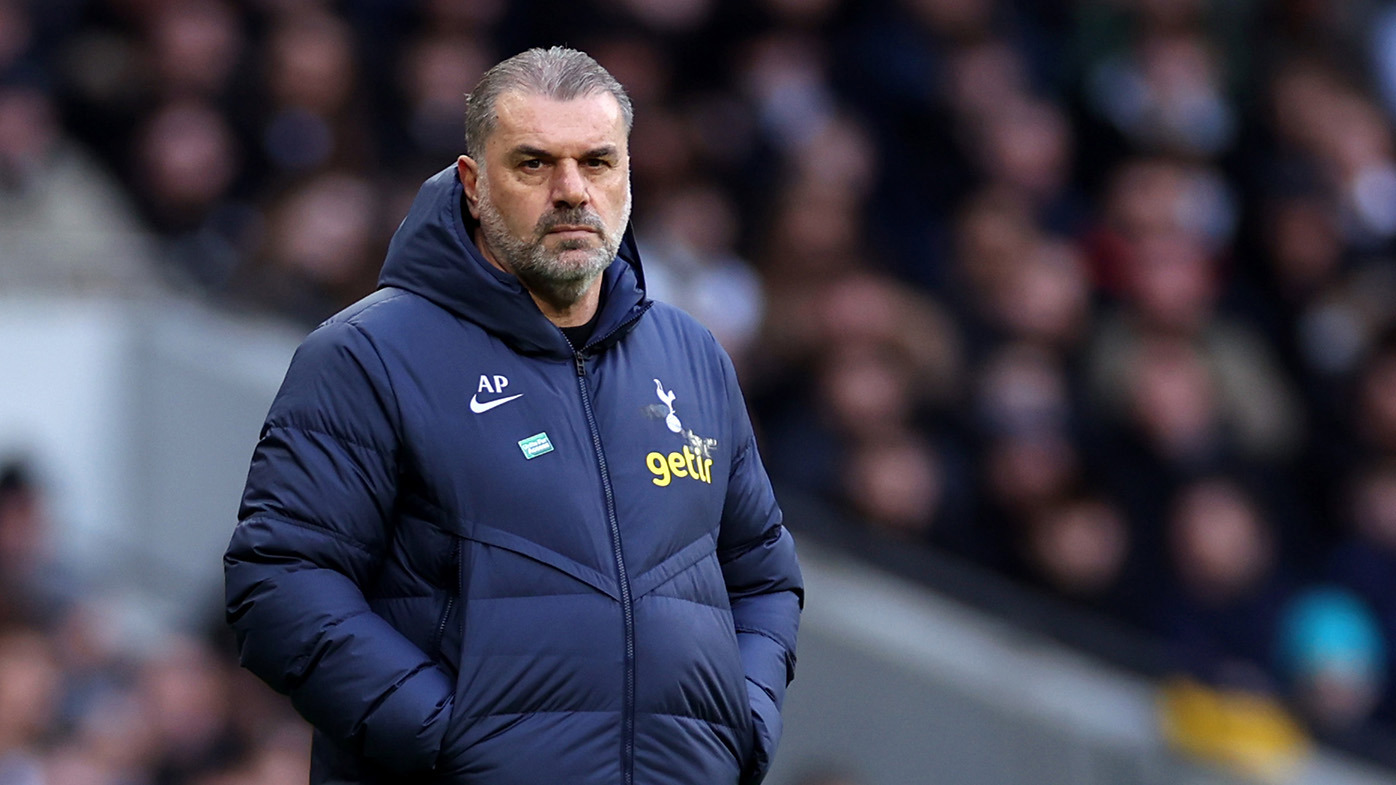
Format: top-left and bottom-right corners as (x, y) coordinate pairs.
(223, 46), (803, 785)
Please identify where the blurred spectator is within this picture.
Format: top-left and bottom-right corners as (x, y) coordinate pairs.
(954, 194), (1094, 354)
(396, 33), (488, 167)
(740, 29), (837, 155)
(981, 427), (1080, 522)
(1276, 587), (1387, 734)
(963, 95), (1085, 236)
(137, 635), (241, 784)
(1242, 186), (1372, 399)
(1084, 30), (1237, 159)
(994, 238), (1093, 352)
(1091, 328), (1309, 567)
(587, 34), (673, 110)
(130, 97), (253, 291)
(758, 180), (865, 287)
(949, 186), (1040, 336)
(755, 270), (965, 537)
(1089, 157), (1236, 287)
(758, 270), (962, 408)
(144, 0), (245, 102)
(839, 433), (956, 545)
(0, 626), (60, 785)
(1017, 493), (1139, 622)
(639, 181), (765, 363)
(1113, 334), (1231, 471)
(1087, 166), (1301, 466)
(765, 341), (919, 498)
(968, 342), (1087, 566)
(0, 461), (75, 626)
(975, 342), (1074, 439)
(233, 170), (381, 324)
(1326, 462), (1396, 685)
(786, 111), (878, 210)
(0, 83), (153, 292)
(1286, 253), (1396, 396)
(256, 10), (370, 178)
(1264, 59), (1396, 250)
(1351, 331), (1396, 461)
(0, 0), (35, 81)
(1371, 4), (1396, 122)
(944, 37), (1033, 126)
(815, 345), (918, 439)
(1155, 478), (1295, 686)
(47, 602), (140, 765)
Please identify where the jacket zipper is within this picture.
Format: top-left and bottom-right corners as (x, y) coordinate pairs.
(573, 349), (636, 785)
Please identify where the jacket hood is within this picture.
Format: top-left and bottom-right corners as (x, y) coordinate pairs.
(377, 165), (649, 359)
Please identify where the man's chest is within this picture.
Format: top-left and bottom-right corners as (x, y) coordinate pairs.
(395, 330), (734, 571)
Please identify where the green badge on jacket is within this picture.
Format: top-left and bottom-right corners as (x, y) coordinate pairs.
(518, 432), (554, 460)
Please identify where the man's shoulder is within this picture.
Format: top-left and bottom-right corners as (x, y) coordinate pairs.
(316, 286), (473, 342)
(641, 299), (722, 348)
(322, 287), (420, 331)
(631, 299), (738, 386)
(289, 287), (478, 371)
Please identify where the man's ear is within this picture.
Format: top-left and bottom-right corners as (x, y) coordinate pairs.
(457, 155), (481, 219)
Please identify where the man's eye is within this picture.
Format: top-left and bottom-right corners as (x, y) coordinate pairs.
(521, 159), (543, 170)
(585, 158), (609, 168)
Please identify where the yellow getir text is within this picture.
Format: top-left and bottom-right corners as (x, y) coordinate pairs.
(646, 446), (713, 486)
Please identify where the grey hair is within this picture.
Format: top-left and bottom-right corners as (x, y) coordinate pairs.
(464, 46), (633, 160)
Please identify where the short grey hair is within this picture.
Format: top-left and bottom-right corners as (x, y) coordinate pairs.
(464, 46), (633, 160)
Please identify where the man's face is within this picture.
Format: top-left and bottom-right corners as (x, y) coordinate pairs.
(460, 90), (631, 303)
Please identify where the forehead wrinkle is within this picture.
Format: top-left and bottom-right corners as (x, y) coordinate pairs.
(488, 92), (627, 158)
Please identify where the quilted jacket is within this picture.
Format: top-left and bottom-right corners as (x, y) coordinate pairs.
(223, 166), (803, 785)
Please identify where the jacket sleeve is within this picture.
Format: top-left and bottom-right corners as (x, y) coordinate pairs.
(223, 320), (453, 772)
(714, 347), (803, 785)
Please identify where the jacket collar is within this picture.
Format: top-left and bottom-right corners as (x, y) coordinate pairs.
(377, 165), (650, 359)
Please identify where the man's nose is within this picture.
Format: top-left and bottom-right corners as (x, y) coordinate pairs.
(551, 160), (588, 208)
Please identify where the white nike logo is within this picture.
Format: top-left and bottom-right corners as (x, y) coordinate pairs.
(469, 393), (523, 413)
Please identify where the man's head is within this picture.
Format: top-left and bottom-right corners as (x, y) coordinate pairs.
(457, 47), (633, 313)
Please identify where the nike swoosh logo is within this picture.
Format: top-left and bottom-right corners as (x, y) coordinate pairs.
(469, 393), (523, 413)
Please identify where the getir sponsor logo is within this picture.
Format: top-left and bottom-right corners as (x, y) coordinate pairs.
(646, 446), (713, 486)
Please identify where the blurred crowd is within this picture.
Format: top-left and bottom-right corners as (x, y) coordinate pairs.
(0, 462), (310, 785)
(8, 0), (1396, 780)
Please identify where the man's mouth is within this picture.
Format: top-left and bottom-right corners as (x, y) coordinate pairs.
(547, 225), (598, 235)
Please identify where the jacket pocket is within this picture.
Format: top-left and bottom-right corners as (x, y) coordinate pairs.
(432, 536), (470, 780)
(428, 538), (463, 673)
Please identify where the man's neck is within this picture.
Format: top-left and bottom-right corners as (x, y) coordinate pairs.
(531, 280), (602, 328)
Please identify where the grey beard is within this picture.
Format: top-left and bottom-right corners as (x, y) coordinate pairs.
(476, 186), (630, 309)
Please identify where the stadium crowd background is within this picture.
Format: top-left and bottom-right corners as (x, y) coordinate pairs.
(7, 0), (1396, 782)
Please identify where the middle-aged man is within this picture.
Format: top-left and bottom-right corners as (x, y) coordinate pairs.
(223, 46), (803, 785)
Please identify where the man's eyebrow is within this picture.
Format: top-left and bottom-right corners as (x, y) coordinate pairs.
(508, 145), (620, 160)
(509, 145), (553, 160)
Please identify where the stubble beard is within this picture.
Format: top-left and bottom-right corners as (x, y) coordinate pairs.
(476, 177), (632, 308)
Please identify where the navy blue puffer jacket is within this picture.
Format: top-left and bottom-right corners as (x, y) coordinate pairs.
(224, 166), (803, 785)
